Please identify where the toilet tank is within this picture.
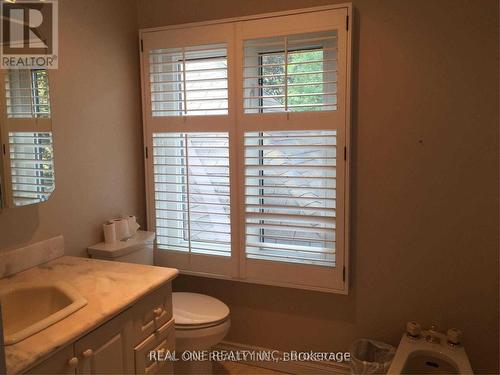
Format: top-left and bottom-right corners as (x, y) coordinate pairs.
(87, 231), (155, 265)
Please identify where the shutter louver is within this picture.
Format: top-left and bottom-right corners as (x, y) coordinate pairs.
(149, 44), (228, 116)
(243, 31), (338, 113)
(9, 132), (55, 206)
(245, 130), (336, 267)
(153, 132), (231, 257)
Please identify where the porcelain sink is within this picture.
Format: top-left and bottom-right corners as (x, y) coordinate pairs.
(0, 281), (87, 345)
(401, 351), (459, 374)
(388, 331), (473, 374)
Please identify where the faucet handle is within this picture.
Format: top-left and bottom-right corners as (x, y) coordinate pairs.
(425, 322), (441, 344)
(406, 321), (421, 338)
(447, 328), (462, 346)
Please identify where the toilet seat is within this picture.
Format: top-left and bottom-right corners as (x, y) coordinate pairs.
(175, 318), (230, 330)
(172, 292), (231, 353)
(173, 292), (230, 328)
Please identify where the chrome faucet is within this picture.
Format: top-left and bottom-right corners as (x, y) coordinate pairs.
(425, 323), (441, 344)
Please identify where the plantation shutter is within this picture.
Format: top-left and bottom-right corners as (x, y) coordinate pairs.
(244, 130), (337, 267)
(243, 31), (338, 113)
(236, 9), (348, 292)
(141, 6), (351, 292)
(149, 44), (228, 117)
(142, 23), (237, 277)
(153, 132), (231, 257)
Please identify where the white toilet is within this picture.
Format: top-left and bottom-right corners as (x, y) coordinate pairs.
(87, 231), (231, 374)
(172, 292), (230, 374)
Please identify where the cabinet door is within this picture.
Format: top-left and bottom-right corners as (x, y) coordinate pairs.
(75, 309), (134, 375)
(27, 345), (76, 375)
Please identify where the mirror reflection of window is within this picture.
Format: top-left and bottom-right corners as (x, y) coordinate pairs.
(8, 132), (54, 206)
(2, 69), (55, 207)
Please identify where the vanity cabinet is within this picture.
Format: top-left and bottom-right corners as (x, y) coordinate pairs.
(74, 309), (135, 374)
(131, 283), (172, 343)
(134, 319), (175, 375)
(26, 283), (174, 375)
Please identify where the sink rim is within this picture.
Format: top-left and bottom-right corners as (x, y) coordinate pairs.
(1, 281), (87, 346)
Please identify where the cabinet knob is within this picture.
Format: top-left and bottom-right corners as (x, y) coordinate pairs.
(68, 357), (79, 368)
(153, 307), (163, 317)
(82, 348), (94, 358)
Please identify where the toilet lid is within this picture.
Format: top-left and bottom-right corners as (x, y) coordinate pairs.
(173, 292), (230, 326)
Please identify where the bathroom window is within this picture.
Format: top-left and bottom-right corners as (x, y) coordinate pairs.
(149, 44), (228, 116)
(141, 6), (350, 292)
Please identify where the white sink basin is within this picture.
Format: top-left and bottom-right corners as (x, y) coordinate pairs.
(1, 281), (87, 345)
(388, 331), (473, 374)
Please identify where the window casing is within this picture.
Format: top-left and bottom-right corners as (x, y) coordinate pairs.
(141, 6), (351, 293)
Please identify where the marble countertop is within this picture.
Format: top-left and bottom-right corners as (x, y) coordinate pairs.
(0, 256), (178, 374)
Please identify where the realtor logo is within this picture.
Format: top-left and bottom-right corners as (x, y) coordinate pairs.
(1, 0), (58, 69)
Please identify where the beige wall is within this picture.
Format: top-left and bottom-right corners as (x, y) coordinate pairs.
(138, 0), (499, 373)
(0, 0), (497, 373)
(0, 1), (145, 254)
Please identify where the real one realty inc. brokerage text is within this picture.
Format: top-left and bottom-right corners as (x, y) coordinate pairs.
(149, 350), (352, 363)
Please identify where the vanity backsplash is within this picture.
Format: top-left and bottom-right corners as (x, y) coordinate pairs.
(0, 236), (64, 278)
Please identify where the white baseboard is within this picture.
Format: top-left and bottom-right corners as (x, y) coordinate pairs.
(215, 341), (351, 375)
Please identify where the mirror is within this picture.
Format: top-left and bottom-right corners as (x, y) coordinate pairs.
(0, 69), (55, 208)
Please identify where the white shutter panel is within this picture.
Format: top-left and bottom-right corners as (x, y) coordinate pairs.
(237, 8), (349, 292)
(149, 44), (228, 117)
(153, 132), (231, 257)
(243, 31), (338, 114)
(245, 130), (336, 267)
(142, 22), (236, 277)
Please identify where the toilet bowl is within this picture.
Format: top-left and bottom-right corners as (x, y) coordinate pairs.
(173, 292), (230, 374)
(388, 331), (473, 374)
(173, 292), (230, 351)
(87, 232), (231, 374)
